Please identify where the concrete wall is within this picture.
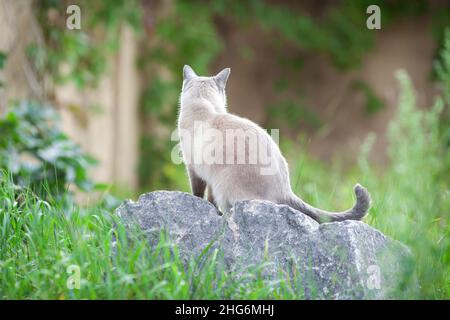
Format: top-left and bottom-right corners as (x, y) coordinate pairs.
(55, 25), (140, 190)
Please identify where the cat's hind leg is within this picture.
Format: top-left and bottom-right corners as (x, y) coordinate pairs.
(188, 167), (206, 198)
(207, 185), (218, 208)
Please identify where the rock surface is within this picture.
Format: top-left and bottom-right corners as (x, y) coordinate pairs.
(116, 191), (413, 299)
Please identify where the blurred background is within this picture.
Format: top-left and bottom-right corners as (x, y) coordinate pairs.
(0, 0), (447, 195)
(0, 0), (449, 299)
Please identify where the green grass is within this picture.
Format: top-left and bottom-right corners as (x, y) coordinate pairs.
(0, 174), (303, 299)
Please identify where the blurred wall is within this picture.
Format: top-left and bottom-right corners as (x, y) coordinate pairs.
(0, 0), (139, 190)
(213, 13), (438, 165)
(0, 0), (45, 111)
(55, 26), (140, 190)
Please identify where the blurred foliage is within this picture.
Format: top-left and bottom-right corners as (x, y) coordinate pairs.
(30, 0), (142, 88)
(434, 28), (450, 149)
(435, 29), (450, 102)
(0, 101), (97, 199)
(213, 0), (432, 69)
(0, 51), (6, 69)
(0, 51), (6, 87)
(352, 80), (386, 114)
(384, 72), (448, 298)
(267, 100), (321, 129)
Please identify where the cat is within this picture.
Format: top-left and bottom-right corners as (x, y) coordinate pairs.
(177, 65), (370, 223)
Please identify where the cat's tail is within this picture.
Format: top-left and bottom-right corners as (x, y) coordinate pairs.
(285, 184), (371, 223)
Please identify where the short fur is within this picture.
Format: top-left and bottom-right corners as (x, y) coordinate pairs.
(178, 65), (371, 223)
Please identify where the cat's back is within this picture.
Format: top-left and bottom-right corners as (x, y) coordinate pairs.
(211, 112), (266, 135)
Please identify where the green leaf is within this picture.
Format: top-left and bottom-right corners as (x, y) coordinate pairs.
(0, 51), (7, 69)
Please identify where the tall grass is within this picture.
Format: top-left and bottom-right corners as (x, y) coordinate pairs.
(0, 171), (300, 299)
(287, 71), (449, 299)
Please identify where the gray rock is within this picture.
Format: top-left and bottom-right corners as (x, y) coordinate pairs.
(116, 191), (224, 266)
(116, 191), (414, 299)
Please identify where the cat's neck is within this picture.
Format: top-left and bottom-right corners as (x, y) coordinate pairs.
(182, 87), (227, 113)
(181, 96), (227, 119)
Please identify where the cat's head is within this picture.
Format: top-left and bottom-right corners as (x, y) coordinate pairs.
(181, 65), (230, 108)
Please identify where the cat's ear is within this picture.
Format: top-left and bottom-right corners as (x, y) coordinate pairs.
(214, 68), (231, 89)
(183, 65), (197, 81)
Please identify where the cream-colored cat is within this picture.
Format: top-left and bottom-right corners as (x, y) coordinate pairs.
(177, 65), (370, 223)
